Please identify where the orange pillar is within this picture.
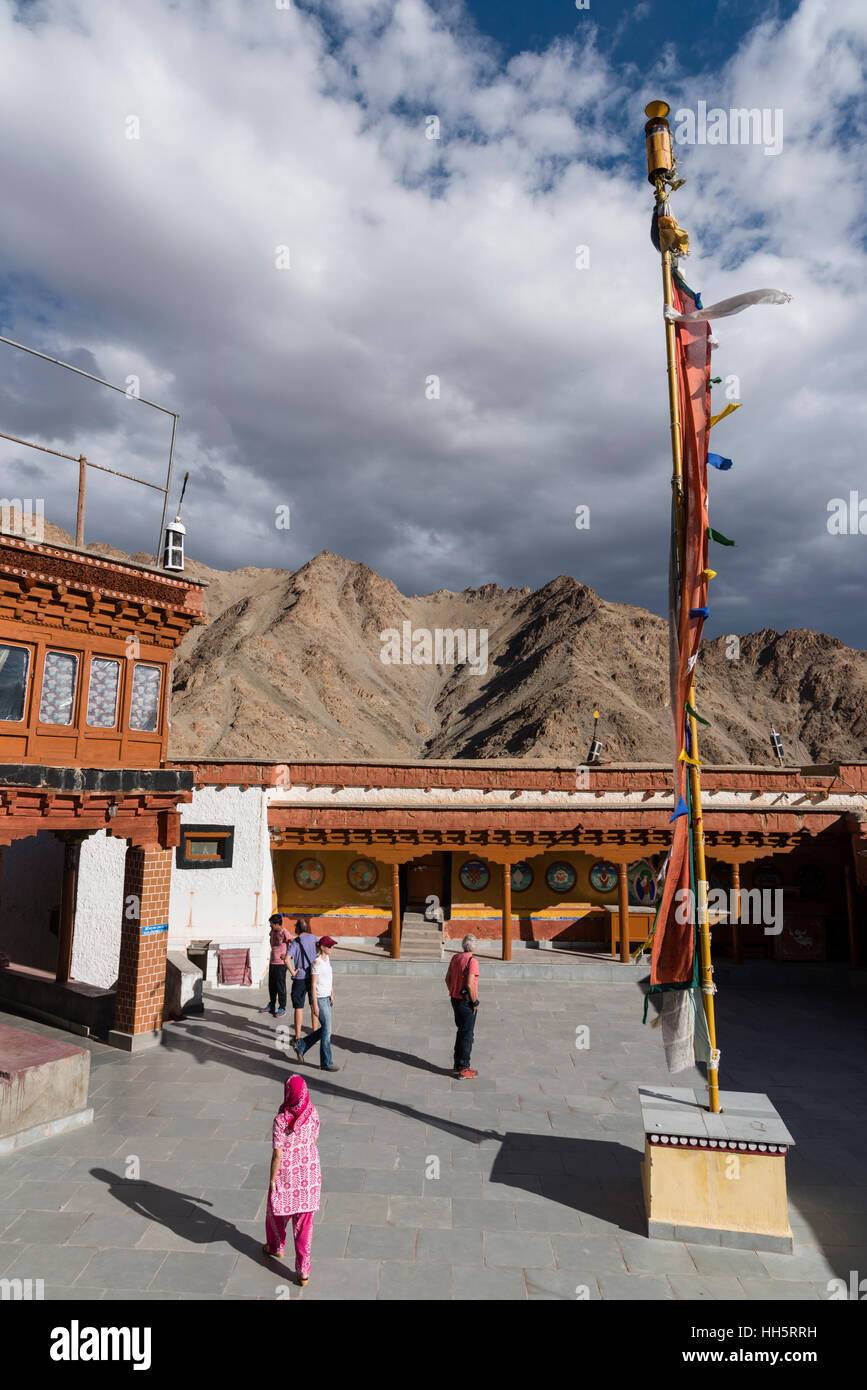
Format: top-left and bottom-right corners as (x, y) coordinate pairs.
(110, 844), (172, 1050)
(730, 862), (742, 965)
(391, 863), (401, 960)
(618, 861), (630, 962)
(502, 862), (512, 962)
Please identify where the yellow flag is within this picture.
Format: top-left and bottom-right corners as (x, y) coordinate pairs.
(678, 749), (705, 767)
(709, 402), (741, 429)
(702, 568), (717, 580)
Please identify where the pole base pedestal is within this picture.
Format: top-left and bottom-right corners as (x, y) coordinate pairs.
(639, 1086), (795, 1254)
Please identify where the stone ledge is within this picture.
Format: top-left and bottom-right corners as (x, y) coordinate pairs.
(648, 1218), (793, 1255)
(0, 1106), (93, 1157)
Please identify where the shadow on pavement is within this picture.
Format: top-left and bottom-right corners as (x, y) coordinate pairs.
(88, 1166), (288, 1275)
(489, 1134), (646, 1235)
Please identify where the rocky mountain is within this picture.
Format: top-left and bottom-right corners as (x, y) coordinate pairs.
(38, 521), (867, 764)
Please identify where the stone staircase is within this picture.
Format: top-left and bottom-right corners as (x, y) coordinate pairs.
(398, 910), (444, 961)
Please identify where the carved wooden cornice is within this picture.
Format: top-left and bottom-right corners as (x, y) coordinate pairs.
(0, 536), (204, 647)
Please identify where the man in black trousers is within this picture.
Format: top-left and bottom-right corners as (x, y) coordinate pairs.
(264, 912), (292, 1017)
(444, 934), (479, 1079)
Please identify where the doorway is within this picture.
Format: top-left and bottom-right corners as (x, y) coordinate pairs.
(404, 851), (451, 916)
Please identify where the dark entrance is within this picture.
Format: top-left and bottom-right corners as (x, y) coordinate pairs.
(404, 851), (451, 916)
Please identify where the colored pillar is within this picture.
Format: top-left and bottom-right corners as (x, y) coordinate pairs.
(502, 862), (512, 962)
(618, 861), (630, 962)
(109, 844), (172, 1050)
(390, 863), (401, 960)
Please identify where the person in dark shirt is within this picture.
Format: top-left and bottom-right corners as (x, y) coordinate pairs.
(288, 919), (319, 1044)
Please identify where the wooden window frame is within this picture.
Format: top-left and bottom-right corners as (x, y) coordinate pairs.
(176, 824), (235, 871)
(37, 648), (80, 728)
(128, 661), (163, 733)
(0, 641), (32, 725)
(85, 654), (122, 730)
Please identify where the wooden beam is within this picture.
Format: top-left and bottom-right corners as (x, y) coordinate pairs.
(502, 861), (512, 962)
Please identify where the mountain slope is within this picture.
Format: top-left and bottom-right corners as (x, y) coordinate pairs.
(36, 521), (867, 764)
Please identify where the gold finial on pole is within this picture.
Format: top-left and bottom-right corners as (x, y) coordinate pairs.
(646, 98), (721, 1113)
(645, 101), (685, 203)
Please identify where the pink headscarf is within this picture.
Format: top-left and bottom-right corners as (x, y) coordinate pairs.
(279, 1074), (313, 1133)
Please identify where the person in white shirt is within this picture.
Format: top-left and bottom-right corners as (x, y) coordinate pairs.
(292, 937), (339, 1071)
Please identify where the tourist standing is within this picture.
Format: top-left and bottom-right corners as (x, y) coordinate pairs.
(288, 918), (319, 1043)
(445, 934), (479, 1079)
(263, 1075), (321, 1284)
(292, 936), (339, 1071)
(264, 913), (293, 1017)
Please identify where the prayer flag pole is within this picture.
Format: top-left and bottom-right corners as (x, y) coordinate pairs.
(644, 101), (720, 1113)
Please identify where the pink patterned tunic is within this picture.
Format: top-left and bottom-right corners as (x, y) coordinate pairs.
(270, 1106), (321, 1215)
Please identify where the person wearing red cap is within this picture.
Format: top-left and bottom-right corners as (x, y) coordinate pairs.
(293, 937), (339, 1071)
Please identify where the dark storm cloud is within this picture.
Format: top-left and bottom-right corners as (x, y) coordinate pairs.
(0, 0), (864, 644)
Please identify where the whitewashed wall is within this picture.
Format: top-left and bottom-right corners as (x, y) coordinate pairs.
(71, 830), (127, 988)
(169, 785), (273, 982)
(1, 830), (64, 972)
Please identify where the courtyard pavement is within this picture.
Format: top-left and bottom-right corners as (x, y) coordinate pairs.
(0, 971), (865, 1300)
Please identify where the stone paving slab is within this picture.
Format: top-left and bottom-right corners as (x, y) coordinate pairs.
(0, 973), (865, 1299)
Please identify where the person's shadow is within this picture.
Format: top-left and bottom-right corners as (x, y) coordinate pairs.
(330, 1033), (454, 1075)
(88, 1168), (301, 1285)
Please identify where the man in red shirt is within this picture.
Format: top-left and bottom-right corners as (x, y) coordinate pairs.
(264, 913), (293, 1017)
(445, 934), (479, 1079)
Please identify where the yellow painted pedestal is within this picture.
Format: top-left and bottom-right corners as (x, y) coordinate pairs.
(639, 1087), (795, 1254)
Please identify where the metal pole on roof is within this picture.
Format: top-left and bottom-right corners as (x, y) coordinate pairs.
(155, 412), (178, 563)
(76, 456), (87, 547)
(0, 334), (178, 561)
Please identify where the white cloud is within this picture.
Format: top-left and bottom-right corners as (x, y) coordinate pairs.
(0, 0), (863, 646)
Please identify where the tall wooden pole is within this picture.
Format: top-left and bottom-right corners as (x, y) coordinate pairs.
(502, 862), (512, 962)
(617, 861), (630, 963)
(390, 862), (401, 960)
(647, 102), (720, 1112)
(76, 455), (87, 547)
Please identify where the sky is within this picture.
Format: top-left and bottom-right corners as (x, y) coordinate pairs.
(0, 0), (865, 645)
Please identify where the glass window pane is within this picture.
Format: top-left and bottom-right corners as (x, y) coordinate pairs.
(0, 645), (30, 722)
(39, 651), (78, 726)
(86, 657), (120, 728)
(129, 663), (161, 732)
(188, 838), (222, 858)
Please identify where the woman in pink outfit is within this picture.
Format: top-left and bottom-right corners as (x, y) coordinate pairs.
(264, 1075), (321, 1283)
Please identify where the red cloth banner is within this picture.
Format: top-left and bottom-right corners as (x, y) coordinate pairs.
(650, 274), (712, 986)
